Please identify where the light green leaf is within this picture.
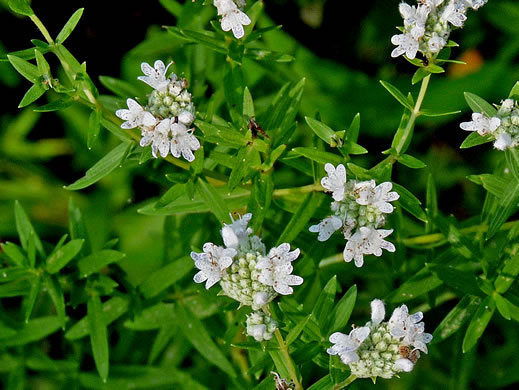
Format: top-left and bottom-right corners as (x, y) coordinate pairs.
(196, 178), (231, 224)
(292, 147), (343, 165)
(462, 296), (495, 352)
(460, 131), (493, 149)
(77, 250), (126, 278)
(87, 109), (101, 149)
(18, 82), (46, 108)
(466, 174), (508, 198)
(88, 295), (109, 382)
(124, 303), (176, 331)
(7, 54), (40, 82)
(277, 192), (323, 245)
(464, 92), (497, 117)
(8, 0), (34, 16)
(56, 8), (84, 44)
(176, 304), (236, 378)
(98, 76), (143, 98)
(34, 49), (50, 77)
(243, 86), (255, 117)
(487, 180), (519, 239)
(311, 276), (337, 331)
(138, 256), (193, 299)
(380, 80), (414, 111)
(286, 314), (312, 346)
(494, 294), (511, 320)
(328, 285), (357, 334)
(45, 274), (66, 328)
(66, 142), (133, 190)
(505, 148), (519, 179)
(0, 243), (27, 266)
(14, 201), (44, 257)
(495, 252), (519, 294)
(33, 97), (73, 112)
(156, 183), (186, 208)
(0, 317), (61, 347)
(45, 239), (84, 274)
(305, 117), (336, 145)
(392, 183), (427, 222)
(22, 276), (41, 323)
(397, 154), (426, 169)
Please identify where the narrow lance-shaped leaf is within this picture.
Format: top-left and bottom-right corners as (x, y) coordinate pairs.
(88, 294), (109, 382)
(18, 83), (46, 108)
(432, 295), (481, 344)
(14, 201), (45, 258)
(380, 80), (414, 111)
(78, 250), (126, 278)
(45, 239), (84, 274)
(311, 276), (337, 330)
(486, 180), (519, 239)
(305, 117), (336, 145)
(45, 274), (66, 329)
(7, 54), (40, 83)
(66, 141), (133, 190)
(56, 8), (84, 45)
(22, 276), (41, 323)
(462, 296), (495, 353)
(8, 0), (34, 16)
(277, 192), (323, 245)
(87, 109), (101, 149)
(328, 284), (357, 334)
(196, 178), (231, 224)
(243, 86), (255, 117)
(464, 92), (497, 117)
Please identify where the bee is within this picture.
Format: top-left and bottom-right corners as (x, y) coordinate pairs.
(248, 117), (269, 139)
(399, 345), (420, 363)
(271, 372), (295, 390)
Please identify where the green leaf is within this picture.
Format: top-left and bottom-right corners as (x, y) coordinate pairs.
(428, 265), (481, 296)
(34, 49), (50, 77)
(87, 109), (101, 149)
(509, 81), (519, 100)
(464, 92), (497, 117)
(389, 269), (442, 303)
(45, 274), (66, 329)
(494, 294), (511, 320)
(7, 55), (40, 83)
(228, 146), (257, 192)
(45, 239), (84, 274)
(33, 97), (73, 112)
(247, 174), (273, 231)
(22, 276), (41, 323)
(392, 183), (427, 222)
(0, 317), (61, 347)
(420, 108), (461, 117)
(505, 148), (519, 179)
(65, 296), (129, 340)
(432, 295), (481, 344)
(195, 120), (248, 148)
(8, 0), (34, 16)
(305, 117), (336, 145)
(495, 252), (519, 294)
(66, 142), (133, 190)
(77, 250), (125, 278)
(277, 192), (323, 245)
(68, 198), (91, 256)
(391, 105), (412, 154)
(243, 86), (255, 117)
(380, 80), (414, 111)
(176, 303), (236, 377)
(14, 201), (44, 257)
(100, 117), (133, 142)
(306, 375), (334, 390)
(18, 82), (46, 108)
(138, 256), (193, 299)
(486, 180), (519, 239)
(466, 174), (508, 198)
(124, 303), (175, 331)
(286, 314), (312, 346)
(412, 67), (430, 85)
(328, 285), (357, 334)
(460, 131), (493, 149)
(292, 147), (343, 165)
(196, 178), (231, 224)
(462, 296), (495, 353)
(98, 76), (143, 98)
(56, 8), (84, 44)
(397, 154), (427, 169)
(311, 276), (337, 331)
(0, 243), (27, 266)
(156, 183), (186, 208)
(88, 295), (109, 382)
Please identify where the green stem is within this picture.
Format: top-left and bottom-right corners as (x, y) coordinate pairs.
(333, 375), (357, 389)
(272, 183), (323, 198)
(395, 74), (431, 154)
(29, 15), (54, 45)
(273, 329), (303, 390)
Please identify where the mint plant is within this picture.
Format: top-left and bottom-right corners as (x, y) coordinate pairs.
(1, 0), (519, 389)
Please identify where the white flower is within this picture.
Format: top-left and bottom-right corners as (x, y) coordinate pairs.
(327, 327), (370, 365)
(428, 35), (446, 53)
(399, 3), (430, 39)
(464, 0), (487, 10)
(370, 299), (386, 325)
(441, 1), (467, 27)
(141, 118), (171, 158)
(256, 244), (303, 295)
(178, 110), (195, 127)
(138, 60), (172, 91)
(494, 132), (512, 151)
(191, 243), (236, 289)
(321, 163), (347, 201)
(343, 227), (396, 267)
(460, 113), (501, 136)
(309, 216), (343, 242)
(354, 180), (398, 213)
(170, 122), (200, 162)
(394, 358), (414, 372)
(391, 33), (419, 59)
(221, 213), (253, 249)
(213, 0), (251, 39)
(499, 99), (515, 115)
(388, 305), (433, 353)
(116, 98), (156, 129)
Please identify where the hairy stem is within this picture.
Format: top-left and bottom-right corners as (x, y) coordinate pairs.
(395, 74), (431, 154)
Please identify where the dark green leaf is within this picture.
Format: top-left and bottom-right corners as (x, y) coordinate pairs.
(432, 295), (481, 344)
(98, 76), (143, 98)
(138, 256), (193, 299)
(0, 317), (61, 347)
(429, 265), (481, 296)
(66, 142), (133, 190)
(464, 92), (497, 117)
(311, 276), (337, 330)
(33, 97), (73, 112)
(45, 274), (66, 328)
(14, 201), (44, 257)
(462, 296), (495, 352)
(56, 8), (84, 44)
(460, 131), (493, 149)
(389, 269), (442, 303)
(397, 154), (427, 169)
(329, 285), (357, 334)
(277, 192), (323, 245)
(505, 148), (519, 179)
(68, 199), (91, 256)
(486, 180), (519, 239)
(286, 314), (312, 346)
(88, 295), (109, 382)
(392, 183), (427, 222)
(87, 109), (101, 149)
(495, 252), (519, 294)
(196, 178), (231, 224)
(77, 250), (125, 278)
(22, 276), (41, 323)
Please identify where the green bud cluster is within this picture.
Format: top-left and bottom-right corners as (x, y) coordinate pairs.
(147, 77), (195, 119)
(220, 252), (277, 310)
(245, 311), (278, 342)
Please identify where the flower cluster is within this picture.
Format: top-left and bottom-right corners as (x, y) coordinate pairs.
(309, 164), (399, 267)
(115, 60), (200, 161)
(460, 99), (519, 151)
(191, 213), (303, 310)
(391, 0), (488, 60)
(246, 311), (278, 342)
(327, 300), (432, 379)
(213, 0), (251, 39)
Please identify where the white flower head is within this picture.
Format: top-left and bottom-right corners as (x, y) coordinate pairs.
(321, 163), (347, 201)
(441, 1), (467, 27)
(391, 33), (419, 59)
(399, 3), (430, 39)
(138, 60), (172, 91)
(116, 98), (156, 129)
(343, 227), (396, 267)
(464, 0), (487, 10)
(388, 304), (433, 353)
(354, 179), (400, 214)
(494, 132), (513, 151)
(221, 213), (253, 249)
(213, 0), (251, 39)
(327, 327), (370, 365)
(309, 216), (343, 242)
(142, 118), (171, 158)
(170, 122), (200, 162)
(460, 112), (501, 136)
(256, 243), (303, 295)
(428, 35), (446, 53)
(370, 299), (386, 325)
(191, 243), (237, 289)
